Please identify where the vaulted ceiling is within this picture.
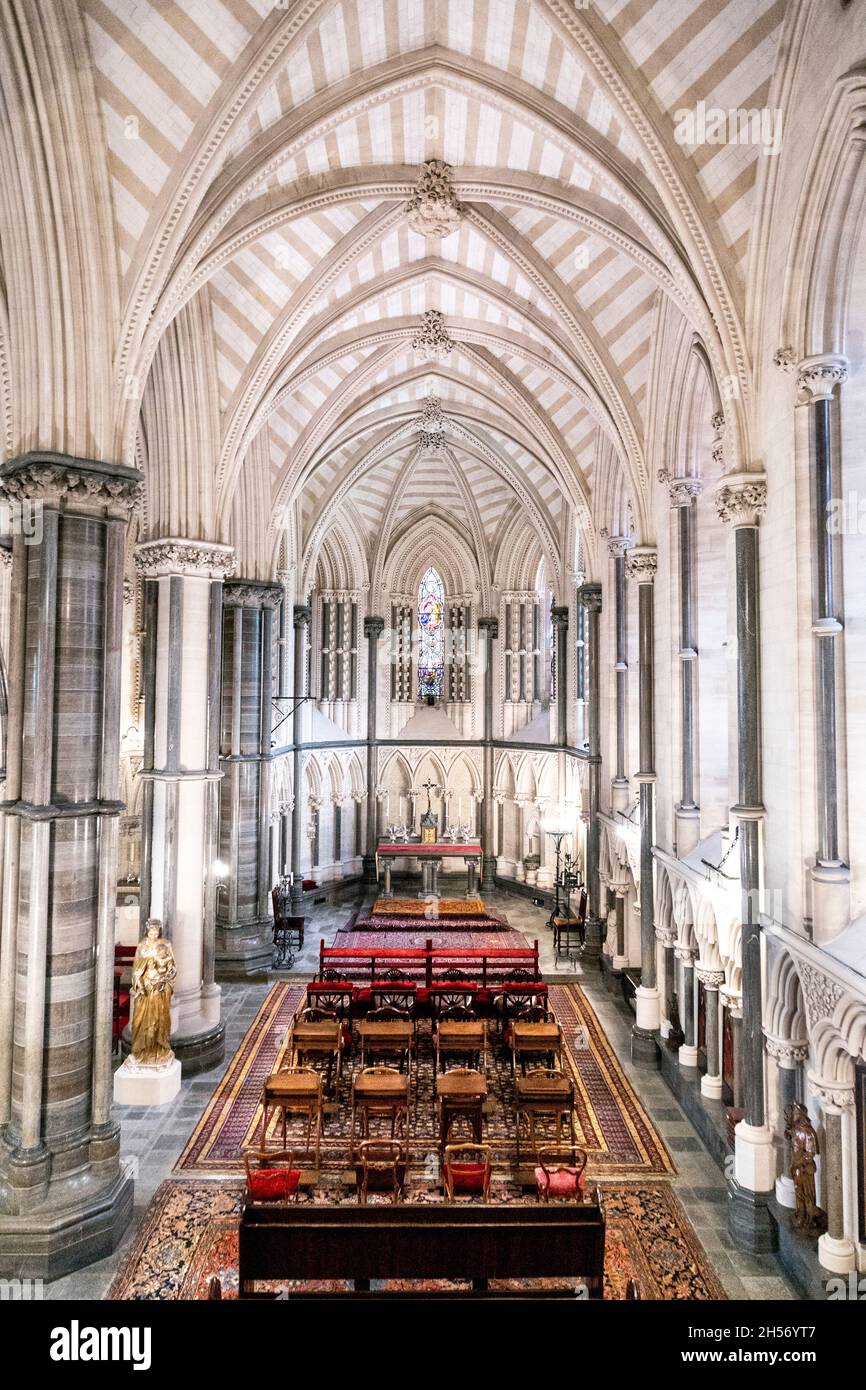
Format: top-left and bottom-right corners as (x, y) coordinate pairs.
(73, 0), (788, 585)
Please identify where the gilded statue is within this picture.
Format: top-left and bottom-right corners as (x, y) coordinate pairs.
(129, 919), (177, 1066)
(784, 1102), (826, 1233)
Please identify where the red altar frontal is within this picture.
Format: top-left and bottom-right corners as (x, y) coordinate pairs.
(375, 842), (483, 897)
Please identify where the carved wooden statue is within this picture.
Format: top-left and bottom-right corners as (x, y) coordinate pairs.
(784, 1102), (826, 1233)
(130, 919), (177, 1066)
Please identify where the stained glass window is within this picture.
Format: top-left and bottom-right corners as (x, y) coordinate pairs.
(417, 566), (445, 698)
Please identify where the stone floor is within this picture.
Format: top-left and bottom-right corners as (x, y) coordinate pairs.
(46, 886), (798, 1300)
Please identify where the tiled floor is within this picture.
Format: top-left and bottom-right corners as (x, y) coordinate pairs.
(46, 887), (798, 1300)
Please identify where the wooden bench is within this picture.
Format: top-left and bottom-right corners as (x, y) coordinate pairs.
(238, 1199), (606, 1299)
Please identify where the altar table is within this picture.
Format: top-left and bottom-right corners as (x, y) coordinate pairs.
(375, 841), (483, 897)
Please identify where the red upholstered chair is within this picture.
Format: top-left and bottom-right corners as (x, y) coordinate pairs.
(534, 1146), (588, 1203)
(443, 1143), (492, 1201)
(243, 1148), (302, 1205)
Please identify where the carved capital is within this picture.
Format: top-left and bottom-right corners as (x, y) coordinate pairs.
(0, 452), (144, 518)
(223, 580), (282, 610)
(607, 535), (632, 560)
(478, 616), (499, 639)
(796, 353), (848, 403)
(669, 478), (703, 508)
(577, 582), (602, 613)
(696, 967), (725, 989)
(714, 471), (767, 527)
(293, 604), (311, 628)
(807, 1075), (855, 1111)
(364, 615), (385, 640)
(763, 1033), (809, 1066)
(134, 537), (236, 580)
(551, 605), (569, 631)
(625, 546), (657, 583)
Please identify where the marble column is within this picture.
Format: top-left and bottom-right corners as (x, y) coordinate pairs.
(134, 539), (234, 1073)
(215, 580), (282, 975)
(765, 1036), (808, 1210)
(609, 538), (631, 811)
(627, 547), (660, 1066)
(362, 616), (384, 886)
(0, 454), (141, 1277)
(578, 583), (603, 964)
(478, 617), (498, 891)
(797, 356), (849, 944)
(552, 604), (569, 748)
(676, 946), (699, 1068)
(716, 473), (776, 1250)
(698, 967), (725, 1100)
(612, 882), (628, 972)
(811, 1080), (857, 1274)
(670, 479), (703, 855)
(290, 606), (310, 910)
(656, 927), (677, 1039)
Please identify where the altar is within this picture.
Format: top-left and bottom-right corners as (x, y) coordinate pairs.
(375, 841), (484, 898)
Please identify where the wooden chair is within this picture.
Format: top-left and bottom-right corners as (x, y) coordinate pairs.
(352, 1065), (409, 1141)
(534, 1145), (588, 1203)
(359, 1005), (414, 1071)
(354, 1139), (406, 1205)
(442, 1142), (492, 1201)
(243, 1148), (303, 1205)
(515, 1068), (576, 1164)
(289, 1008), (343, 1094)
(260, 1066), (323, 1165)
(433, 1007), (486, 1076)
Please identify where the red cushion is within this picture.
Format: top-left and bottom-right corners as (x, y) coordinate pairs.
(248, 1168), (301, 1201)
(448, 1162), (488, 1193)
(534, 1166), (585, 1198)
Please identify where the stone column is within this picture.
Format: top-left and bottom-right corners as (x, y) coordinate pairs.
(716, 473), (776, 1250)
(609, 538), (631, 811)
(578, 583), (603, 964)
(290, 606), (310, 910)
(670, 479), (702, 855)
(656, 926), (677, 1039)
(478, 617), (498, 891)
(797, 356), (849, 944)
(0, 454), (141, 1278)
(362, 615), (384, 886)
(697, 967), (725, 1100)
(134, 539), (234, 1072)
(612, 882), (629, 972)
(627, 547), (660, 1066)
(811, 1080), (857, 1274)
(676, 946), (699, 1068)
(552, 604), (569, 748)
(765, 1036), (808, 1210)
(215, 580), (281, 975)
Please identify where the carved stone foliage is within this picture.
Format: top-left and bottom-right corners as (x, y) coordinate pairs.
(412, 310), (455, 363)
(797, 962), (844, 1030)
(796, 354), (848, 403)
(405, 160), (463, 238)
(0, 455), (144, 515)
(714, 473), (767, 527)
(624, 547), (657, 583)
(223, 580), (282, 609)
(134, 538), (236, 580)
(418, 394), (446, 449)
(669, 478), (703, 508)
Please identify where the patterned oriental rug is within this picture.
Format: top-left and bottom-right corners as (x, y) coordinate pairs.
(334, 926), (522, 947)
(174, 982), (674, 1179)
(108, 1179), (725, 1301)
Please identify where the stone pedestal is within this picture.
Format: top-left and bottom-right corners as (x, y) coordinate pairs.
(0, 454), (141, 1278)
(114, 1057), (181, 1107)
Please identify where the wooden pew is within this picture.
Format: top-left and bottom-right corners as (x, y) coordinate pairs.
(238, 1198), (606, 1299)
